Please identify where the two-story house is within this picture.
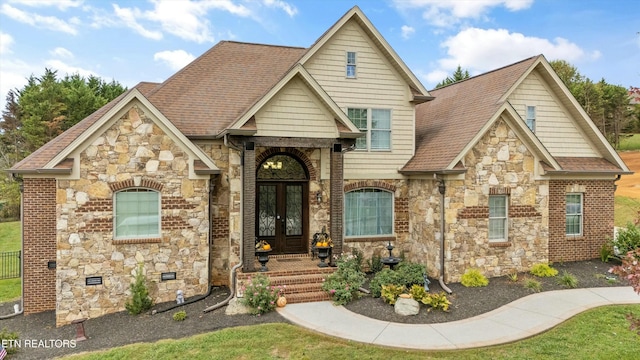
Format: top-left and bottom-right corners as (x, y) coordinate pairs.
(8, 6), (630, 326)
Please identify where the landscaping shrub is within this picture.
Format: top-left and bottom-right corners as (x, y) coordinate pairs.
(610, 248), (640, 295)
(125, 263), (154, 315)
(380, 284), (406, 305)
(322, 253), (366, 305)
(422, 292), (451, 312)
(557, 271), (579, 288)
(600, 241), (614, 262)
(0, 327), (19, 355)
(530, 263), (558, 277)
(524, 278), (542, 292)
(172, 310), (187, 321)
(461, 269), (489, 287)
(241, 274), (284, 314)
(612, 222), (640, 257)
(369, 261), (426, 297)
(367, 254), (384, 274)
(408, 284), (428, 302)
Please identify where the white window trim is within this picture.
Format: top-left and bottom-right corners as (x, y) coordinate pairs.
(344, 188), (395, 238)
(346, 51), (357, 78)
(566, 193), (583, 236)
(113, 188), (161, 240)
(347, 107), (392, 152)
(488, 195), (508, 242)
(526, 105), (536, 132)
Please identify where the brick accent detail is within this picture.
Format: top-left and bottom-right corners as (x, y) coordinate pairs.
(548, 180), (615, 262)
(344, 180), (397, 192)
(510, 205), (541, 218)
(330, 146), (344, 264)
(458, 205), (540, 219)
(109, 178), (163, 192)
(162, 215), (191, 230)
(22, 178), (57, 314)
(255, 147), (317, 181)
(212, 216), (229, 239)
(395, 197), (409, 233)
(243, 145), (256, 272)
(162, 196), (197, 210)
(75, 199), (113, 213)
(113, 238), (161, 244)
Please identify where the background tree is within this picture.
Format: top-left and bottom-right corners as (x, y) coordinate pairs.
(436, 65), (470, 88)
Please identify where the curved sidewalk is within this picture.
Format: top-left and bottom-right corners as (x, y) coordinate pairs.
(277, 286), (640, 350)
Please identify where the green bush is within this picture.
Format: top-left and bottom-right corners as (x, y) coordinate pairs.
(240, 274), (284, 314)
(380, 284), (406, 305)
(524, 278), (542, 292)
(461, 269), (489, 287)
(600, 241), (614, 262)
(322, 253), (366, 305)
(612, 222), (640, 256)
(422, 292), (451, 312)
(367, 254), (384, 274)
(369, 261), (426, 297)
(557, 271), (579, 289)
(125, 263), (154, 315)
(172, 310), (187, 321)
(0, 327), (19, 355)
(530, 263), (558, 277)
(408, 284), (428, 302)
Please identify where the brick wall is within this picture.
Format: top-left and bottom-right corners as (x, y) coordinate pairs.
(549, 180), (615, 262)
(22, 178), (57, 314)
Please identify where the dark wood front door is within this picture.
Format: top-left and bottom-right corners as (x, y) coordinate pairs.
(257, 182), (308, 254)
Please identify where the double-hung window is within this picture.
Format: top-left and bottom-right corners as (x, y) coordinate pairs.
(526, 106), (536, 132)
(566, 193), (583, 236)
(347, 108), (391, 150)
(345, 189), (393, 237)
(488, 195), (508, 241)
(346, 51), (356, 78)
(114, 189), (160, 239)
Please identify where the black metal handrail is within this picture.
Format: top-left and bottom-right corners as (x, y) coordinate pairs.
(0, 250), (21, 280)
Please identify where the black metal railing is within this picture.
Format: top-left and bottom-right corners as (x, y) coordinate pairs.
(0, 250), (21, 280)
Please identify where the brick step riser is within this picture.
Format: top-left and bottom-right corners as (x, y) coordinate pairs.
(285, 291), (331, 304)
(269, 275), (328, 286)
(279, 283), (324, 295)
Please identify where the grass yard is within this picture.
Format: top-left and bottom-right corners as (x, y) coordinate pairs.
(62, 305), (640, 360)
(0, 221), (21, 303)
(618, 133), (640, 151)
(615, 195), (640, 227)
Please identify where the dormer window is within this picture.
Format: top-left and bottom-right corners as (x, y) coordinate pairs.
(346, 51), (357, 78)
(526, 106), (536, 132)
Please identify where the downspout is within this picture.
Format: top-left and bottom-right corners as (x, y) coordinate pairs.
(437, 178), (453, 295)
(1, 180), (24, 319)
(154, 176), (217, 314)
(203, 135), (243, 313)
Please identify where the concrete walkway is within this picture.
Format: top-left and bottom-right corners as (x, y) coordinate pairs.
(277, 287), (640, 350)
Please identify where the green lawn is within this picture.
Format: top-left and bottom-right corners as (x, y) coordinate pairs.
(0, 221), (21, 303)
(618, 134), (640, 151)
(61, 305), (640, 360)
(615, 195), (640, 227)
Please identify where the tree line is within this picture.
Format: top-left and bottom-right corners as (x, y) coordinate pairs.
(0, 69), (126, 219)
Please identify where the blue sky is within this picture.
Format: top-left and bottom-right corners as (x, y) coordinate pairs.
(0, 0), (638, 110)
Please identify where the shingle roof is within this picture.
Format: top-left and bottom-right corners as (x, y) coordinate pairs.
(145, 41), (307, 137)
(402, 56), (539, 172)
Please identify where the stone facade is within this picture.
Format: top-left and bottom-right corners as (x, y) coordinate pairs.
(54, 106), (209, 326)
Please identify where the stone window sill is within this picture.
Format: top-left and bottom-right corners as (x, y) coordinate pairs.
(489, 241), (511, 248)
(113, 238), (162, 245)
(565, 236), (585, 241)
(345, 236), (396, 243)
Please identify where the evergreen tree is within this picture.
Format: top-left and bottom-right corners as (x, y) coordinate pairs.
(436, 65), (470, 88)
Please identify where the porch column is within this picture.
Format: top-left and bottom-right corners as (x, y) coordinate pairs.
(330, 143), (344, 264)
(242, 142), (256, 272)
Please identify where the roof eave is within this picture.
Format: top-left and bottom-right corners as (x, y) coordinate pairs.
(410, 95), (435, 104)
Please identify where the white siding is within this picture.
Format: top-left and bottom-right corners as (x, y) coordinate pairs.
(304, 19), (415, 179)
(255, 77), (338, 138)
(508, 70), (598, 157)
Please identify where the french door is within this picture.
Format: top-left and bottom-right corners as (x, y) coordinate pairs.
(256, 182), (308, 254)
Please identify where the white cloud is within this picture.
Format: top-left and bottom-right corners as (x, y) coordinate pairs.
(113, 4), (163, 40)
(142, 0), (216, 43)
(401, 25), (415, 39)
(50, 47), (74, 59)
(0, 32), (14, 55)
(7, 0), (83, 11)
(0, 58), (39, 109)
(394, 0), (533, 27)
(154, 50), (195, 71)
(263, 0), (297, 17)
(43, 59), (98, 78)
(0, 3), (78, 35)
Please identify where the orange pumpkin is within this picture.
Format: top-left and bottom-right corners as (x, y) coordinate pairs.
(276, 296), (287, 307)
(263, 244), (271, 250)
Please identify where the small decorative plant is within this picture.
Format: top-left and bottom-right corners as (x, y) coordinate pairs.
(367, 254), (384, 274)
(381, 284), (406, 305)
(240, 274), (284, 315)
(408, 284), (428, 302)
(256, 240), (271, 251)
(172, 310), (187, 321)
(125, 263), (154, 315)
(506, 270), (519, 282)
(461, 269), (489, 287)
(600, 241), (614, 262)
(0, 327), (19, 355)
(369, 261), (426, 297)
(322, 252), (366, 305)
(610, 222), (640, 257)
(557, 271), (579, 288)
(530, 263), (558, 277)
(524, 278), (542, 292)
(422, 292), (451, 312)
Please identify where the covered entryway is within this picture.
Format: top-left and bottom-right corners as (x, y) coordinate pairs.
(256, 153), (309, 254)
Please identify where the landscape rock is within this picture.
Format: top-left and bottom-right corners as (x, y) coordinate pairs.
(394, 297), (420, 316)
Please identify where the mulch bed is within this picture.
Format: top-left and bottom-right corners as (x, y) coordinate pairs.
(0, 259), (627, 359)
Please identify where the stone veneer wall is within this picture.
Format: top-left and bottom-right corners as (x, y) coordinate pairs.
(22, 178), (57, 314)
(548, 180), (615, 262)
(55, 106), (209, 326)
(440, 119), (549, 282)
